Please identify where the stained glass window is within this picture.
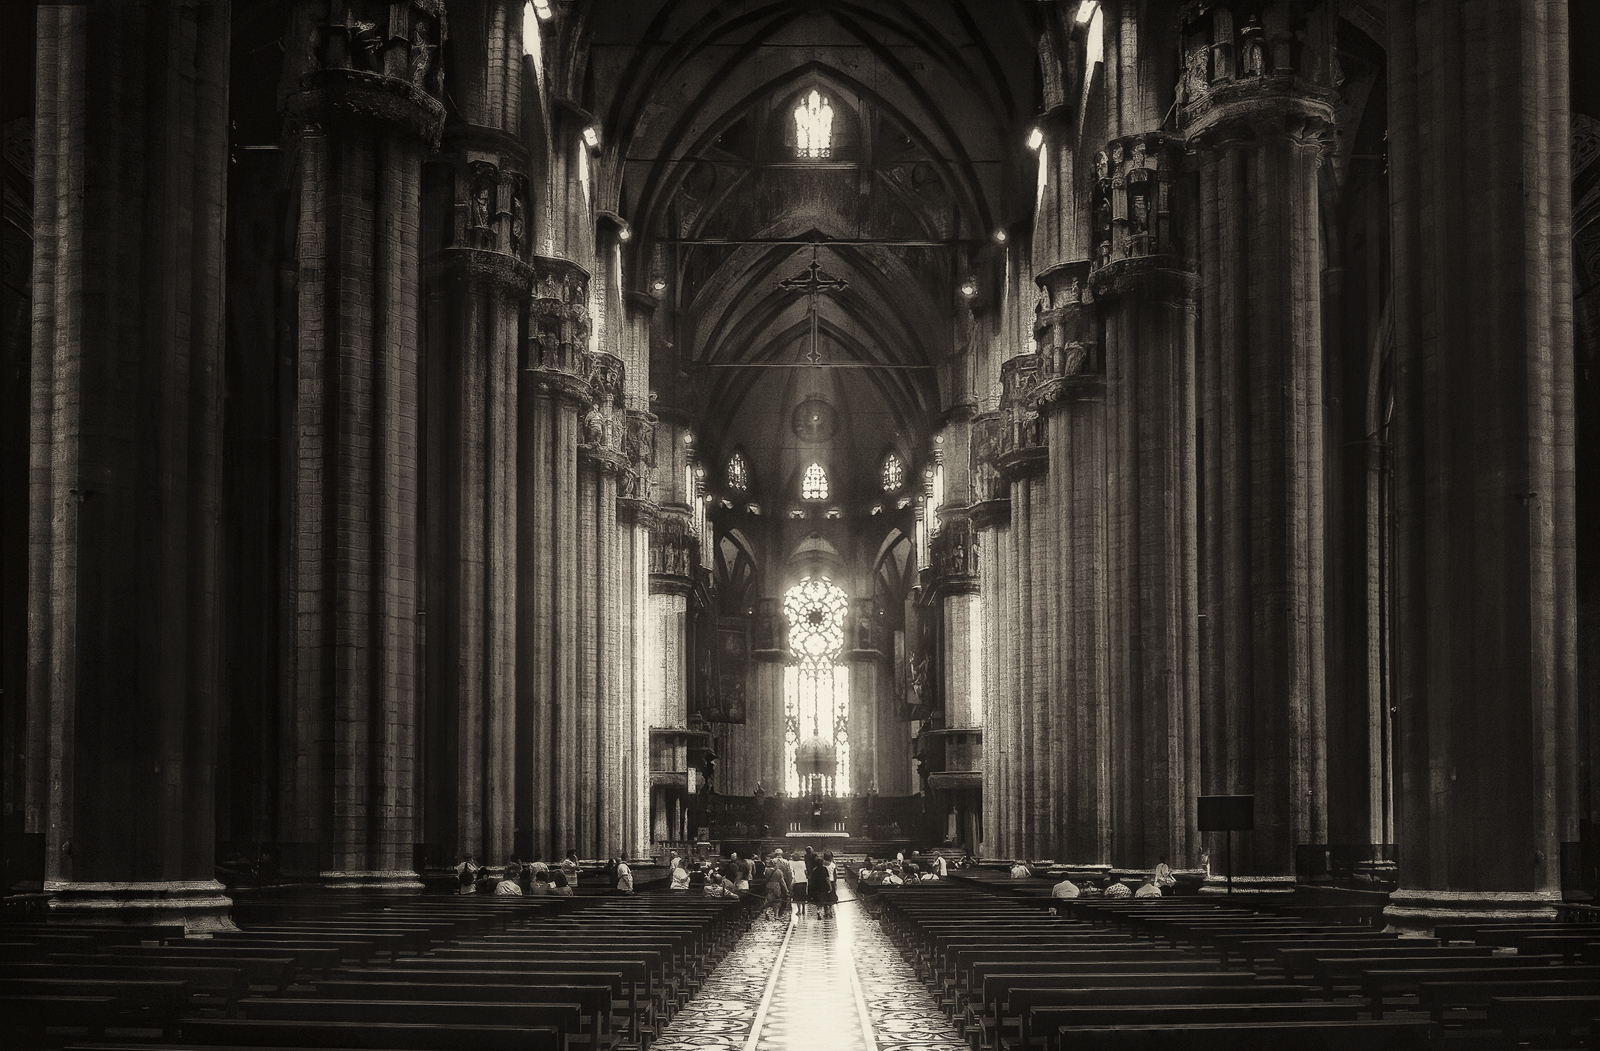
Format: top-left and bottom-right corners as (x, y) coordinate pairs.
(783, 576), (851, 797)
(881, 452), (904, 491)
(801, 462), (829, 500)
(794, 90), (835, 159)
(727, 450), (749, 492)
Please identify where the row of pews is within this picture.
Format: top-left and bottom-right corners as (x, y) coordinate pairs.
(872, 883), (1600, 1051)
(3, 887), (759, 1051)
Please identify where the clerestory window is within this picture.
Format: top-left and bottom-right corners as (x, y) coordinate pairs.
(801, 462), (829, 501)
(881, 452), (904, 492)
(727, 450), (749, 492)
(794, 90), (835, 159)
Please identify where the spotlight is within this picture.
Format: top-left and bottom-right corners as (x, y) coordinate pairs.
(652, 278), (667, 292)
(532, 0), (554, 20)
(582, 125), (600, 150)
(618, 225), (631, 243)
(960, 279), (977, 297)
(994, 227), (1008, 244)
(683, 433), (694, 445)
(1026, 127), (1044, 151)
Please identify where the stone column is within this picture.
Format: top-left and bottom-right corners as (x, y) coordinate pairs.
(277, 0), (446, 890)
(972, 453), (1013, 860)
(996, 356), (1053, 859)
(419, 0), (528, 871)
(1033, 263), (1116, 866)
(27, 0), (234, 930)
(1182, 0), (1337, 891)
(1085, 136), (1201, 872)
(517, 257), (590, 861)
(1383, 0), (1575, 928)
(620, 409), (657, 853)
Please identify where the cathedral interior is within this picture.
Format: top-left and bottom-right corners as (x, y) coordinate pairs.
(2, 0), (1600, 946)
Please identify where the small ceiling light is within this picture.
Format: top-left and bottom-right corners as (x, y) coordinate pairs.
(960, 279), (977, 297)
(618, 225), (631, 243)
(934, 434), (944, 444)
(1075, 1), (1098, 26)
(789, 509), (806, 520)
(721, 499), (733, 508)
(1026, 127), (1044, 151)
(683, 433), (694, 445)
(870, 504), (883, 516)
(825, 509), (842, 520)
(695, 466), (705, 478)
(993, 227), (1008, 244)
(532, 0), (554, 20)
(652, 278), (667, 292)
(746, 503), (761, 515)
(897, 497), (911, 510)
(582, 125), (601, 150)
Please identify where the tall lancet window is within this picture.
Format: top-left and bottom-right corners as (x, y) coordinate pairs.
(801, 462), (829, 501)
(783, 576), (851, 797)
(794, 90), (835, 159)
(881, 452), (904, 492)
(727, 450), (749, 492)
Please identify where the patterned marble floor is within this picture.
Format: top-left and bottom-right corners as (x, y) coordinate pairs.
(652, 892), (965, 1051)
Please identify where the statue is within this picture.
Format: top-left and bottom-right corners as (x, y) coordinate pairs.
(1239, 17), (1266, 78)
(510, 193), (525, 254)
(409, 22), (435, 92)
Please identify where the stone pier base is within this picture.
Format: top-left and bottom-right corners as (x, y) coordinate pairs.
(1382, 889), (1560, 936)
(45, 880), (239, 936)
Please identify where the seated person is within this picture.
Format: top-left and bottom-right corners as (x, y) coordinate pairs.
(1153, 857), (1176, 888)
(1134, 876), (1162, 898)
(1078, 879), (1105, 898)
(669, 856), (691, 891)
(527, 869), (552, 895)
(1051, 875), (1081, 898)
(495, 864), (523, 895)
(1104, 876), (1133, 898)
(549, 869), (575, 896)
(1009, 860), (1032, 879)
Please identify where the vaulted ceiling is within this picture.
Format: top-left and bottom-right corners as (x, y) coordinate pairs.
(587, 0), (1042, 507)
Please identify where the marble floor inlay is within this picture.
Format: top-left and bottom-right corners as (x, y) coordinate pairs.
(651, 891), (965, 1051)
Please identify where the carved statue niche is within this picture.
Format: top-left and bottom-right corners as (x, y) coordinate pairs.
(409, 20), (435, 91)
(469, 162), (497, 248)
(510, 185), (526, 255)
(1239, 15), (1266, 77)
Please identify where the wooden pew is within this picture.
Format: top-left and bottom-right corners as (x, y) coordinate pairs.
(163, 1017), (564, 1051)
(1021, 1002), (1358, 1051)
(1273, 942), (1469, 983)
(1486, 993), (1600, 1044)
(0, 961), (246, 1006)
(238, 999), (585, 1050)
(313, 980), (613, 1048)
(1308, 951), (1557, 1000)
(1358, 963), (1600, 1018)
(61, 949), (297, 995)
(1413, 976), (1600, 1022)
(1047, 1018), (1434, 1051)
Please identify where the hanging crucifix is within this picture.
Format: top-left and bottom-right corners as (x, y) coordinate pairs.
(776, 245), (849, 365)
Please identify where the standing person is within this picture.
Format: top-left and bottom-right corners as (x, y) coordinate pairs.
(762, 853), (787, 920)
(934, 853), (948, 878)
(805, 851), (828, 920)
(819, 850), (839, 919)
(616, 861), (634, 894)
(791, 850), (813, 917)
(731, 853), (750, 891)
(562, 850), (581, 887)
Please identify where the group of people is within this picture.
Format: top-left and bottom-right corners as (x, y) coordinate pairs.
(1050, 858), (1177, 900)
(452, 850), (635, 896)
(663, 848), (842, 920)
(855, 850), (949, 886)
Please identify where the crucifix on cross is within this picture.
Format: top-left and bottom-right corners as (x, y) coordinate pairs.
(776, 246), (849, 365)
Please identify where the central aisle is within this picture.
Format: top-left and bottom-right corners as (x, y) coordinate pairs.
(653, 895), (966, 1051)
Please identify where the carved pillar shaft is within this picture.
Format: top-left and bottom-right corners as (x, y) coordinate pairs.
(1383, 0), (1575, 928)
(26, 0), (234, 929)
(977, 508), (1012, 859)
(281, 3), (445, 888)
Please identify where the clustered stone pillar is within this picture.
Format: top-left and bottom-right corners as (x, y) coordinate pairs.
(279, 0), (447, 890)
(1086, 136), (1200, 873)
(1181, 0), (1337, 891)
(517, 258), (591, 862)
(1382, 0), (1576, 928)
(972, 447), (1014, 858)
(996, 357), (1054, 859)
(27, 0), (235, 930)
(420, 0), (531, 867)
(1036, 263), (1115, 866)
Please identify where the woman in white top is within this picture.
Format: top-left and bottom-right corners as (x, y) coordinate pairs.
(668, 856), (690, 891)
(495, 864), (524, 895)
(616, 861), (633, 894)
